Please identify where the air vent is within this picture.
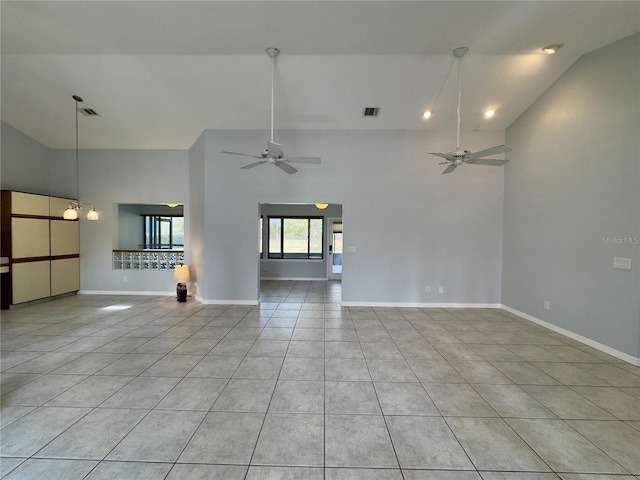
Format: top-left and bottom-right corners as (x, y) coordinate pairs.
(363, 107), (380, 117)
(79, 108), (99, 116)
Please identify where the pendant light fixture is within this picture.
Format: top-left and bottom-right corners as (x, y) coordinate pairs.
(63, 95), (99, 221)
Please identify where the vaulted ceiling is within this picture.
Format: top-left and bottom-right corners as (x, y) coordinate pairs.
(2, 1), (638, 149)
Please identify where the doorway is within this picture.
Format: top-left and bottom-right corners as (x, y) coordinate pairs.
(327, 217), (342, 281)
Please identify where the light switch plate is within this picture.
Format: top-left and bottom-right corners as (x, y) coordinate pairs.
(613, 257), (632, 270)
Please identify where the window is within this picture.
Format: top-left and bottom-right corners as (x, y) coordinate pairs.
(259, 217), (263, 258)
(142, 215), (184, 249)
(268, 217), (323, 259)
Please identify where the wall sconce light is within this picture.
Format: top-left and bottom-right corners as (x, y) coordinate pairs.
(315, 203), (329, 210)
(174, 264), (190, 302)
(86, 205), (99, 220)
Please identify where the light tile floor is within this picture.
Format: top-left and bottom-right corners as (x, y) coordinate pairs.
(1, 280), (639, 479)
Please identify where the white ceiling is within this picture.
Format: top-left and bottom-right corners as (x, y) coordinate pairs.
(2, 1), (638, 149)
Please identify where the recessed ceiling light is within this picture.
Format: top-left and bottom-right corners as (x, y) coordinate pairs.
(542, 43), (564, 54)
(422, 110), (432, 119)
(484, 108), (496, 119)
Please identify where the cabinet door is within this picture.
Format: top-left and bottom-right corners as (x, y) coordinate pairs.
(11, 218), (50, 258)
(51, 258), (80, 296)
(11, 191), (49, 216)
(51, 220), (79, 256)
(50, 197), (77, 219)
(13, 261), (50, 304)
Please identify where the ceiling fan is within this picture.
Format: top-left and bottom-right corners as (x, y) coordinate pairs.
(430, 47), (511, 175)
(222, 47), (321, 174)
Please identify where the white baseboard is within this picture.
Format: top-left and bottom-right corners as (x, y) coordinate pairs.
(502, 305), (640, 367)
(194, 295), (258, 306)
(260, 277), (328, 281)
(78, 290), (174, 296)
(341, 302), (502, 308)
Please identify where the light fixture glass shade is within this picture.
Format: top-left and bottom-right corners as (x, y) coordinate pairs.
(174, 265), (190, 284)
(86, 206), (99, 221)
(315, 203), (329, 210)
(63, 203), (79, 220)
(167, 203), (180, 208)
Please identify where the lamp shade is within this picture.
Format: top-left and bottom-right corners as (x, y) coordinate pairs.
(63, 206), (78, 220)
(174, 265), (190, 284)
(86, 206), (99, 221)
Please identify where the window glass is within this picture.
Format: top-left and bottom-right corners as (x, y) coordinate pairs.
(259, 217), (263, 258)
(268, 216), (323, 259)
(142, 215), (184, 249)
(269, 218), (282, 258)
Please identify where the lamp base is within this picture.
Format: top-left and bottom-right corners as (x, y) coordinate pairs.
(176, 283), (187, 302)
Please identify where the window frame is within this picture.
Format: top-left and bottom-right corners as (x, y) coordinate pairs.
(141, 214), (184, 250)
(267, 215), (324, 260)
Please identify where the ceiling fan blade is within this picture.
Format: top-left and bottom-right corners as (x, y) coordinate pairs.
(275, 161), (297, 174)
(222, 151), (264, 159)
(284, 156), (321, 165)
(469, 159), (509, 166)
(267, 142), (283, 159)
(241, 161), (267, 169)
(429, 152), (454, 160)
(472, 144), (512, 158)
(442, 164), (457, 175)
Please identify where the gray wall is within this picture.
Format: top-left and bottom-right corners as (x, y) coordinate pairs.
(117, 204), (143, 249)
(189, 132), (206, 299)
(503, 34), (640, 359)
(198, 128), (505, 304)
(0, 121), (75, 197)
(50, 148), (190, 294)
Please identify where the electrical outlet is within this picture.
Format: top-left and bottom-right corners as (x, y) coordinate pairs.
(544, 300), (550, 310)
(438, 286), (444, 294)
(613, 257), (632, 270)
(123, 276), (128, 283)
(425, 286), (430, 293)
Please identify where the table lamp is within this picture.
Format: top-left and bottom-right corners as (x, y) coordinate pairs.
(174, 264), (190, 302)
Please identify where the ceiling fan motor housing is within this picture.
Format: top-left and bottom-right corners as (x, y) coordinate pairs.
(449, 149), (470, 159)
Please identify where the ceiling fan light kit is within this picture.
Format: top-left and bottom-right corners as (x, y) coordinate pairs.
(222, 47), (321, 175)
(428, 47), (512, 175)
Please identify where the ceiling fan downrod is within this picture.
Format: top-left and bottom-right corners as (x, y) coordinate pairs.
(453, 47), (468, 150)
(266, 47), (280, 143)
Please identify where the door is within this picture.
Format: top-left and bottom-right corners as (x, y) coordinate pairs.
(327, 217), (342, 281)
